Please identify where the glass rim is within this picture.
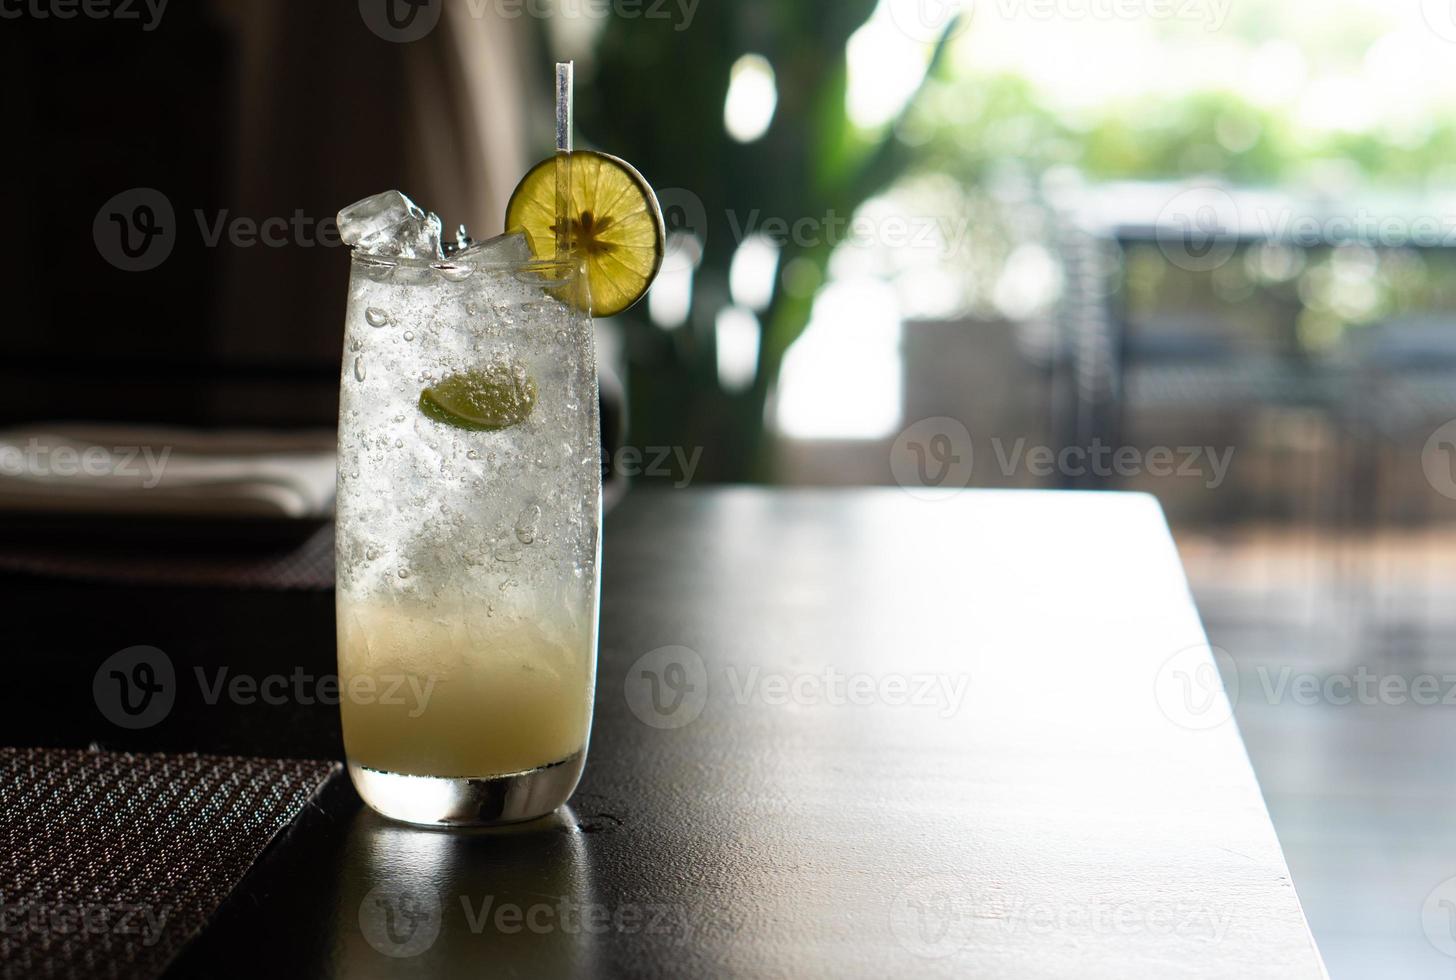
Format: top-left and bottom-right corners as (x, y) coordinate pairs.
(348, 246), (579, 276)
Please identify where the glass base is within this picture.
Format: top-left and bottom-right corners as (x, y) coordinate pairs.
(348, 750), (586, 828)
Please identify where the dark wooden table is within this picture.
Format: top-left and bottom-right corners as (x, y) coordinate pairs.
(160, 488), (1324, 977)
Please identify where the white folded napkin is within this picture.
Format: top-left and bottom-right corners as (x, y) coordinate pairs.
(0, 424), (337, 519)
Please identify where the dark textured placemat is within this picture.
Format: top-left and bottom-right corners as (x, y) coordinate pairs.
(0, 747), (341, 980)
(0, 522), (334, 591)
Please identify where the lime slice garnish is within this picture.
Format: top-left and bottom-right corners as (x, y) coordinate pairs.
(419, 364), (537, 431)
(505, 150), (666, 317)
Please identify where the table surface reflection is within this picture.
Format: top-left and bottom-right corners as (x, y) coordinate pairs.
(169, 489), (1325, 978)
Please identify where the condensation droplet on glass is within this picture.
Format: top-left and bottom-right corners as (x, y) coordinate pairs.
(403, 331), (415, 342)
(365, 307), (390, 328)
(397, 567), (410, 579)
(394, 438), (404, 448)
(353, 357), (366, 381)
(467, 450), (480, 461)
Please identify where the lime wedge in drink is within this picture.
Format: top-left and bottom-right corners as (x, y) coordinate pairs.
(419, 364), (537, 431)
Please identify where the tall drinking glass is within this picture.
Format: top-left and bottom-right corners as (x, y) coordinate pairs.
(335, 248), (600, 827)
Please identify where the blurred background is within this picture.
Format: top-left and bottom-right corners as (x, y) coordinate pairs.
(5, 0), (1456, 975)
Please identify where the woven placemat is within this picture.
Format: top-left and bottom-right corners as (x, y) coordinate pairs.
(0, 747), (340, 980)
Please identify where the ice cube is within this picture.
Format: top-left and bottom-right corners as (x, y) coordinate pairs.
(449, 231), (532, 266)
(336, 190), (443, 260)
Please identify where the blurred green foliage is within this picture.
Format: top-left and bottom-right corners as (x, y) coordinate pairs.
(571, 3), (1456, 480)
(578, 2), (949, 480)
(908, 71), (1456, 188)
